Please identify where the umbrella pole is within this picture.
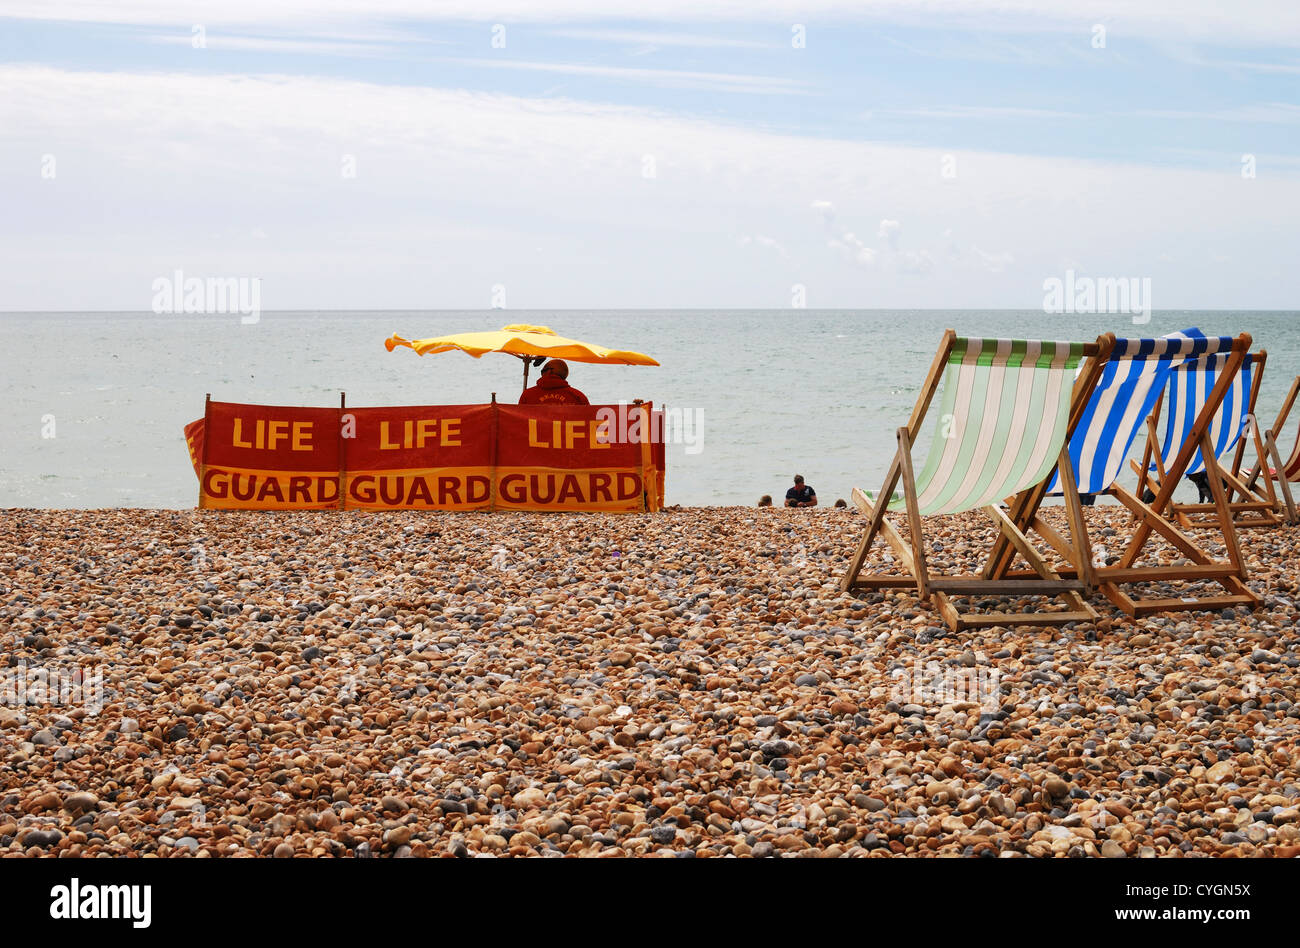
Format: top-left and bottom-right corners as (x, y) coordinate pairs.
(522, 356), (530, 394)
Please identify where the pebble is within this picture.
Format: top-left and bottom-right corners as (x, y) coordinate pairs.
(62, 792), (98, 815)
(0, 506), (1295, 859)
(650, 826), (677, 845)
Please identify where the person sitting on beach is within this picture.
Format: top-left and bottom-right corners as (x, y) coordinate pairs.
(1137, 471), (1221, 506)
(784, 475), (817, 508)
(758, 495), (773, 507)
(1187, 471), (1221, 504)
(519, 359), (589, 405)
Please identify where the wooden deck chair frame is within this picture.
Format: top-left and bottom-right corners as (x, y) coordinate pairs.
(1238, 373), (1300, 523)
(840, 330), (1114, 632)
(1132, 350), (1296, 528)
(991, 332), (1259, 618)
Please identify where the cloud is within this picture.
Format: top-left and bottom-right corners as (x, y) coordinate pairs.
(971, 246), (1015, 272)
(545, 28), (776, 49)
(145, 33), (395, 57)
(6, 1), (1300, 47)
(1133, 104), (1300, 124)
(739, 234), (789, 258)
(810, 199), (836, 229)
(2, 65), (1298, 309)
(887, 106), (1084, 120)
(437, 58), (810, 96)
(895, 250), (934, 274)
(877, 219), (901, 248)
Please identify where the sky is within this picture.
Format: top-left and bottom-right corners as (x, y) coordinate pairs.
(2, 1), (1299, 310)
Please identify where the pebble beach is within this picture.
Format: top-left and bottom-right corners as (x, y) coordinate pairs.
(2, 506), (1299, 858)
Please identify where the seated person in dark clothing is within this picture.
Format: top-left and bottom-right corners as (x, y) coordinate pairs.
(784, 474), (817, 508)
(1187, 470), (1221, 504)
(519, 359), (589, 405)
(1139, 471), (1222, 505)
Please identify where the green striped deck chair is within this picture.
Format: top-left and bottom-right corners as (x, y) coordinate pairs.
(841, 329), (1114, 632)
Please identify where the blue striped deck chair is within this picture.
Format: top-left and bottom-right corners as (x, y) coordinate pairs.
(1048, 329), (1229, 496)
(1137, 348), (1293, 528)
(995, 331), (1259, 618)
(842, 329), (1114, 632)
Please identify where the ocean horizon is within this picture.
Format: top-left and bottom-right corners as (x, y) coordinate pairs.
(3, 308), (1297, 509)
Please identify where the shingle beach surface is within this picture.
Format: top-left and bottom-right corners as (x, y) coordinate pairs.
(1, 507), (1298, 857)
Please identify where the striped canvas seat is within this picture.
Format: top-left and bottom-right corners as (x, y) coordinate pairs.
(1156, 351), (1254, 476)
(986, 329), (1262, 619)
(1049, 328), (1237, 493)
(889, 337), (1084, 515)
(843, 329), (1111, 632)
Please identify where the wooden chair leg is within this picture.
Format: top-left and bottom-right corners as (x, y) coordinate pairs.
(1267, 430), (1299, 524)
(848, 488), (924, 591)
(896, 427), (929, 599)
(842, 453), (902, 590)
(1054, 442), (1095, 591)
(1201, 428), (1245, 576)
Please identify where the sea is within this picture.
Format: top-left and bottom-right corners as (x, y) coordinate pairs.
(2, 310), (1297, 509)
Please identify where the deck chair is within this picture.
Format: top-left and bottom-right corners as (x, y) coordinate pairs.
(991, 330), (1260, 618)
(1135, 350), (1296, 528)
(1237, 372), (1300, 519)
(841, 330), (1114, 631)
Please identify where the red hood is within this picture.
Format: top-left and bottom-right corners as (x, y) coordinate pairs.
(537, 375), (570, 389)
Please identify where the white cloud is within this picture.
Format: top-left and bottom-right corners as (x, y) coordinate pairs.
(877, 219), (901, 248)
(1134, 104), (1300, 124)
(438, 58), (809, 95)
(971, 246), (1015, 272)
(739, 234), (789, 257)
(888, 106), (1084, 120)
(546, 28), (776, 49)
(2, 65), (1298, 309)
(145, 33), (394, 56)
(4, 1), (1300, 47)
(895, 250), (934, 274)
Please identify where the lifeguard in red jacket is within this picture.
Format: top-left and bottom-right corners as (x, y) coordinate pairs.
(519, 359), (589, 405)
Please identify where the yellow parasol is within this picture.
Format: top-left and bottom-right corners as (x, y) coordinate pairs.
(385, 324), (659, 392)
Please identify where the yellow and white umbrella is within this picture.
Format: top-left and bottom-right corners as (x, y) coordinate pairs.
(386, 324), (659, 391)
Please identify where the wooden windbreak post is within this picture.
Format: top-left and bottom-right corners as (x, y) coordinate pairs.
(489, 393), (499, 513)
(199, 393), (212, 509)
(338, 392), (347, 510)
(634, 399), (651, 512)
(658, 403), (667, 511)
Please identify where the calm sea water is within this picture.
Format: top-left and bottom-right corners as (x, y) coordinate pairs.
(1, 310), (1296, 508)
